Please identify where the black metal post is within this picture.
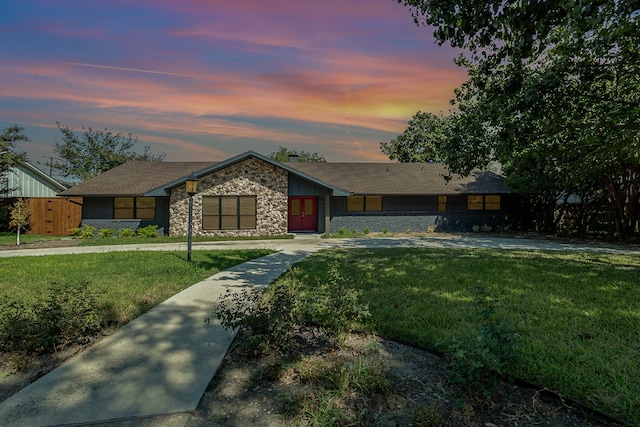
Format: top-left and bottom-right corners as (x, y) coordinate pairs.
(187, 194), (194, 262)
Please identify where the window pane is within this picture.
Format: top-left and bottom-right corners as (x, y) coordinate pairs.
(240, 197), (256, 215)
(135, 197), (155, 219)
(136, 197), (155, 208)
(304, 198), (314, 214)
(202, 216), (220, 230)
(239, 215), (256, 229)
(365, 196), (382, 212)
(485, 195), (501, 210)
(136, 208), (155, 219)
(114, 197), (134, 208)
(347, 196), (364, 212)
(290, 199), (300, 215)
(438, 196), (447, 212)
(114, 208), (134, 219)
(203, 197), (219, 215)
(221, 197), (237, 215)
(467, 195), (484, 210)
(221, 216), (237, 229)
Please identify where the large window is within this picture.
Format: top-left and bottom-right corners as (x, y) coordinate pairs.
(203, 196), (257, 230)
(467, 195), (501, 211)
(114, 197), (156, 219)
(346, 196), (382, 212)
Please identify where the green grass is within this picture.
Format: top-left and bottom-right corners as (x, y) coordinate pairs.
(283, 248), (640, 424)
(78, 234), (294, 246)
(0, 232), (66, 246)
(0, 249), (273, 325)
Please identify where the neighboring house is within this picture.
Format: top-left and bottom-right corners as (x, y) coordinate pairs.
(59, 151), (520, 236)
(1, 161), (68, 198)
(1, 161), (81, 235)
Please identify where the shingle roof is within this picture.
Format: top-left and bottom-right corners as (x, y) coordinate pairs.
(289, 162), (512, 195)
(59, 161), (215, 196)
(58, 154), (512, 197)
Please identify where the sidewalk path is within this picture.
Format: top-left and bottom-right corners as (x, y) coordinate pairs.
(0, 235), (637, 426)
(0, 248), (317, 427)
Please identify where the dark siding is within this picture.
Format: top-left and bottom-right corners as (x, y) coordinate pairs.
(328, 194), (521, 233)
(288, 174), (331, 196)
(81, 196), (170, 235)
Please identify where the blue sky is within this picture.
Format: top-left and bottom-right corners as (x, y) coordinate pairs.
(1, 0), (466, 169)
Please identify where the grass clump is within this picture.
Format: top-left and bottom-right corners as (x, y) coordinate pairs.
(280, 355), (389, 425)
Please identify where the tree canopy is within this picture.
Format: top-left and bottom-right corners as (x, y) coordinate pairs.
(380, 111), (449, 163)
(1, 126), (29, 195)
(391, 0), (640, 238)
(54, 123), (166, 181)
(268, 147), (327, 163)
(1, 125), (28, 176)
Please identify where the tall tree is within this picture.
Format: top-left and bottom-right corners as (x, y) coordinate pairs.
(397, 0), (640, 238)
(381, 111), (450, 163)
(53, 123), (166, 181)
(268, 147), (327, 163)
(1, 126), (29, 195)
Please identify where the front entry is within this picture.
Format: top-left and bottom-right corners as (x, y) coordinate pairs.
(288, 196), (317, 232)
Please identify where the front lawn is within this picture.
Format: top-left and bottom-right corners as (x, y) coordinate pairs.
(284, 248), (640, 424)
(0, 249), (273, 332)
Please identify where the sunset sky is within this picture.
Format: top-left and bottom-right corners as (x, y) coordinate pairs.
(1, 0), (467, 171)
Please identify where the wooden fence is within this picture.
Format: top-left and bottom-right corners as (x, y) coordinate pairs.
(1, 197), (83, 236)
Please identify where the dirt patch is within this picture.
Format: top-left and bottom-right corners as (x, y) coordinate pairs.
(191, 327), (614, 426)
(0, 238), (83, 251)
(0, 327), (618, 426)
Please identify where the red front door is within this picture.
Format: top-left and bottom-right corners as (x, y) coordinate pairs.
(288, 197), (317, 232)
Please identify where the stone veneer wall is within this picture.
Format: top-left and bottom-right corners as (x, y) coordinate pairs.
(169, 158), (288, 237)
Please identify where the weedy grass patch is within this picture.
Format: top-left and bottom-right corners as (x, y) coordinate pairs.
(281, 248), (640, 424)
(1, 250), (273, 323)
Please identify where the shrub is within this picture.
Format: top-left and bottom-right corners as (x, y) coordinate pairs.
(297, 263), (370, 334)
(118, 228), (135, 238)
(69, 224), (96, 239)
(338, 227), (347, 236)
(209, 264), (370, 355)
(363, 227), (370, 235)
(0, 282), (103, 356)
(209, 280), (298, 356)
(438, 286), (521, 397)
(137, 224), (159, 238)
(98, 228), (114, 238)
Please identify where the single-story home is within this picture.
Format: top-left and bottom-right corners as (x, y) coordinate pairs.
(59, 151), (520, 236)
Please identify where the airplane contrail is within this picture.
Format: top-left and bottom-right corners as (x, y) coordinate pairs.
(66, 62), (263, 85)
(66, 62), (206, 79)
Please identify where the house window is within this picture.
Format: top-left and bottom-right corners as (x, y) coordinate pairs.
(114, 197), (156, 219)
(467, 195), (501, 211)
(467, 195), (484, 210)
(347, 196), (382, 212)
(438, 196), (447, 211)
(485, 195), (501, 210)
(203, 196), (257, 230)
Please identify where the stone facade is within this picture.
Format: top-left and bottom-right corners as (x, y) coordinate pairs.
(169, 158), (288, 237)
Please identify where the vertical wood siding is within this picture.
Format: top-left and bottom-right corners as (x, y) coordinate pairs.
(25, 197), (83, 235)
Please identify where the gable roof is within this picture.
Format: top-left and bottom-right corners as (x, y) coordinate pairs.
(2, 161), (69, 198)
(59, 161), (215, 196)
(145, 151), (350, 197)
(289, 162), (512, 195)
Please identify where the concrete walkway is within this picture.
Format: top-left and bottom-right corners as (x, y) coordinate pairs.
(0, 246), (319, 426)
(0, 235), (638, 426)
